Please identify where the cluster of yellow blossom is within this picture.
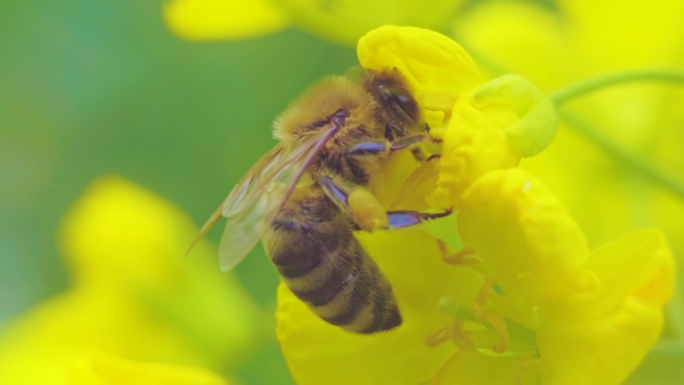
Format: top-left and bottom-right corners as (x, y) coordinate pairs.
(273, 26), (675, 385)
(0, 176), (264, 384)
(163, 0), (467, 45)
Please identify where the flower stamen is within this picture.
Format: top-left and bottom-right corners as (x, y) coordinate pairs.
(425, 327), (450, 348)
(473, 278), (495, 319)
(484, 312), (510, 353)
(437, 239), (478, 266)
(471, 278), (511, 353)
(448, 318), (476, 351)
(424, 319), (476, 351)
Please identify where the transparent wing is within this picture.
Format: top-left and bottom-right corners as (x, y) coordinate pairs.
(196, 127), (338, 272)
(184, 145), (284, 257)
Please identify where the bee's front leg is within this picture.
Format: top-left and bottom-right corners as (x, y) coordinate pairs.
(346, 135), (426, 157)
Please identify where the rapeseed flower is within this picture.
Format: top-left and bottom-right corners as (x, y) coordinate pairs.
(453, 0), (684, 275)
(275, 26), (674, 385)
(163, 0), (466, 45)
(0, 176), (262, 384)
(69, 353), (227, 385)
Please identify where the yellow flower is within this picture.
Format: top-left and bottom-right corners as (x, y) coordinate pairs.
(357, 26), (556, 210)
(275, 26), (674, 385)
(163, 0), (288, 41)
(457, 169), (673, 385)
(69, 353), (227, 385)
(454, 0), (684, 278)
(0, 176), (263, 384)
(163, 0), (467, 45)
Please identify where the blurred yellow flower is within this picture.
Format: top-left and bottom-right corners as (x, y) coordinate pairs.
(274, 26), (675, 385)
(0, 176), (263, 384)
(163, 0), (467, 45)
(69, 353), (227, 385)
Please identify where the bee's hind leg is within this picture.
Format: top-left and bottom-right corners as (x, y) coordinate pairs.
(320, 176), (388, 231)
(320, 176), (452, 231)
(386, 209), (452, 229)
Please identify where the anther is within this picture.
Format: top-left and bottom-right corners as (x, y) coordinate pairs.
(471, 278), (512, 354)
(425, 319), (475, 351)
(425, 328), (450, 348)
(473, 278), (496, 319)
(437, 240), (479, 267)
(448, 319), (475, 351)
(485, 313), (510, 353)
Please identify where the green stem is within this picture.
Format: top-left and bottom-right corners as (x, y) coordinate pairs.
(454, 33), (684, 341)
(550, 71), (684, 106)
(458, 36), (684, 200)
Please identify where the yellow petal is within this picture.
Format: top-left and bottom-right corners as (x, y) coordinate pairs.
(20, 176), (260, 365)
(163, 0), (289, 41)
(457, 169), (599, 305)
(472, 74), (557, 157)
(0, 288), (194, 384)
(69, 353), (227, 385)
(432, 351), (538, 385)
(426, 94), (521, 209)
(453, 0), (680, 251)
(273, 0), (469, 46)
(357, 26), (480, 102)
(536, 229), (674, 385)
(277, 229), (484, 385)
(59, 175), (196, 286)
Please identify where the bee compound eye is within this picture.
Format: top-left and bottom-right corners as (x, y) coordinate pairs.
(389, 88), (419, 121)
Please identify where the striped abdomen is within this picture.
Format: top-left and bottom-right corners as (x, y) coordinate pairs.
(263, 186), (401, 333)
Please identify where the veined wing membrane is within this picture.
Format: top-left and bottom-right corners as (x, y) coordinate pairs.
(221, 145), (284, 219)
(184, 146), (284, 257)
(217, 126), (339, 271)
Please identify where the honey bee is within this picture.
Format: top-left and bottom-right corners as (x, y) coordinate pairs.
(191, 69), (450, 333)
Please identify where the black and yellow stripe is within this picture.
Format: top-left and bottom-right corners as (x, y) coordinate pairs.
(264, 186), (401, 334)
